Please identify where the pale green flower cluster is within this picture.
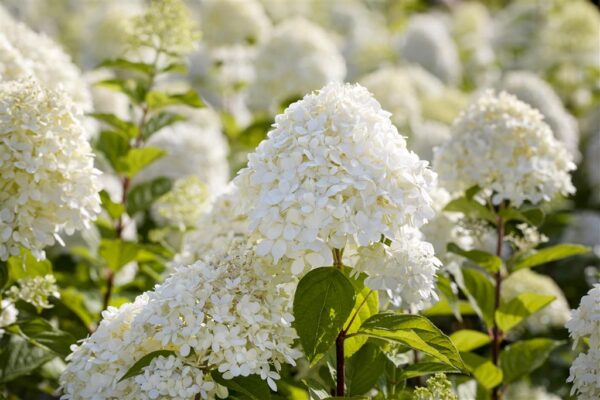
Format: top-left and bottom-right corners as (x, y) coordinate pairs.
(8, 274), (60, 310)
(413, 373), (457, 400)
(153, 176), (210, 230)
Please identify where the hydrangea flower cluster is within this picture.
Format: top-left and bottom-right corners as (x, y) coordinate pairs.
(134, 108), (230, 193)
(0, 79), (101, 260)
(398, 14), (462, 85)
(8, 274), (60, 310)
(355, 236), (441, 311)
(152, 176), (210, 230)
(433, 90), (576, 206)
(413, 373), (457, 400)
(249, 18), (346, 111)
(566, 284), (600, 399)
(236, 82), (437, 274)
(0, 6), (92, 113)
(61, 243), (301, 399)
(200, 0), (271, 48)
(502, 269), (570, 334)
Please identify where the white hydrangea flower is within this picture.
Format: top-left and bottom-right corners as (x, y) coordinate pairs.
(200, 0), (271, 48)
(584, 132), (600, 204)
(359, 67), (421, 130)
(249, 18), (346, 111)
(0, 79), (101, 261)
(178, 183), (249, 266)
(152, 176), (210, 230)
(8, 274), (60, 310)
(567, 284), (600, 399)
(61, 243), (301, 399)
(236, 82), (437, 274)
(133, 107), (229, 193)
(0, 299), (18, 337)
(502, 269), (570, 334)
(0, 7), (92, 113)
(501, 71), (580, 160)
(433, 90), (576, 206)
(410, 120), (452, 162)
(504, 381), (562, 400)
(561, 211), (600, 257)
(355, 237), (441, 311)
(398, 14), (462, 85)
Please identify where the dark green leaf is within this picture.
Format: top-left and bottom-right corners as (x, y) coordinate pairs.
(447, 243), (502, 273)
(0, 336), (55, 383)
(461, 268), (496, 328)
(495, 293), (555, 332)
(99, 239), (139, 271)
(89, 113), (138, 138)
(512, 244), (589, 271)
(461, 352), (503, 390)
(500, 339), (562, 383)
(98, 58), (155, 75)
(0, 262), (8, 290)
(120, 147), (166, 177)
(356, 313), (465, 370)
(449, 330), (491, 352)
(58, 288), (95, 331)
(443, 197), (496, 224)
(212, 372), (272, 400)
(17, 318), (75, 357)
(399, 362), (460, 380)
(146, 90), (204, 109)
(96, 130), (130, 170)
(293, 267), (356, 365)
(499, 207), (544, 226)
(119, 350), (176, 382)
(141, 112), (186, 139)
(346, 343), (386, 396)
(126, 177), (172, 215)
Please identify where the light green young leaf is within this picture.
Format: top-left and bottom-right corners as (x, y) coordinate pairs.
(146, 90), (204, 109)
(7, 250), (52, 283)
(511, 244), (589, 271)
(120, 147), (166, 177)
(447, 243), (502, 273)
(443, 196), (496, 224)
(99, 191), (125, 220)
(495, 293), (555, 332)
(99, 239), (139, 271)
(449, 330), (491, 352)
(461, 268), (496, 328)
(399, 362), (460, 380)
(461, 352), (503, 390)
(98, 58), (156, 75)
(89, 113), (138, 138)
(293, 267), (356, 365)
(343, 274), (378, 358)
(500, 339), (562, 383)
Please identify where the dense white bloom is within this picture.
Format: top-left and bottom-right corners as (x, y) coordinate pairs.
(433, 90), (575, 206)
(249, 18), (346, 111)
(504, 381), (561, 400)
(200, 0), (271, 47)
(0, 79), (101, 260)
(359, 67), (421, 130)
(355, 238), (441, 311)
(0, 299), (18, 337)
(152, 176), (210, 230)
(561, 211), (600, 257)
(8, 274), (60, 310)
(502, 269), (570, 334)
(584, 132), (600, 203)
(501, 71), (580, 160)
(236, 83), (437, 273)
(0, 7), (92, 112)
(567, 284), (600, 399)
(61, 243), (301, 399)
(398, 14), (462, 85)
(134, 107), (229, 193)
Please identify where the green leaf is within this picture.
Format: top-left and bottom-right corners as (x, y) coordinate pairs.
(443, 197), (496, 224)
(89, 113), (138, 138)
(98, 58), (155, 75)
(500, 339), (562, 383)
(96, 130), (130, 170)
(99, 239), (139, 271)
(495, 293), (555, 332)
(423, 299), (476, 317)
(356, 313), (465, 370)
(499, 207), (544, 226)
(346, 343), (386, 396)
(461, 352), (503, 390)
(0, 336), (55, 383)
(58, 288), (95, 331)
(399, 362), (460, 380)
(0, 262), (8, 290)
(120, 147), (166, 177)
(447, 243), (502, 273)
(293, 267), (356, 365)
(343, 276), (378, 358)
(146, 90), (204, 109)
(7, 250), (52, 282)
(512, 244), (589, 271)
(126, 177), (172, 215)
(160, 62), (188, 74)
(449, 330), (491, 352)
(141, 112), (186, 139)
(461, 268), (496, 328)
(95, 79), (147, 104)
(100, 190), (125, 220)
(119, 350), (176, 382)
(16, 318), (76, 357)
(212, 372), (272, 400)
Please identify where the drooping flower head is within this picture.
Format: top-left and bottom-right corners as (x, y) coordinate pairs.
(0, 79), (101, 260)
(433, 90), (575, 206)
(236, 82), (437, 273)
(249, 18), (346, 111)
(61, 242), (300, 399)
